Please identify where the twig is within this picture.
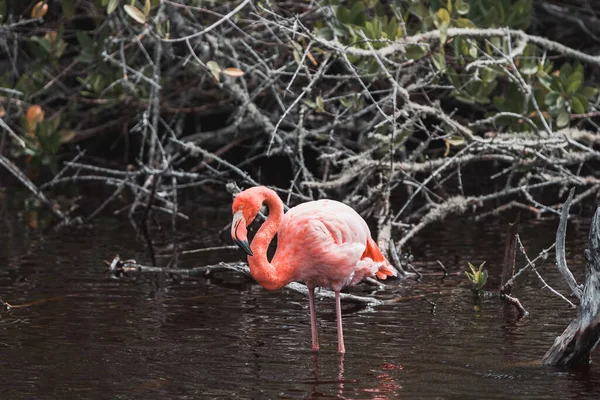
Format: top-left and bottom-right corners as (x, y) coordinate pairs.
(161, 0), (252, 43)
(516, 235), (576, 308)
(0, 155), (68, 223)
(140, 175), (159, 266)
(267, 54), (331, 155)
(436, 260), (449, 276)
(0, 118), (26, 148)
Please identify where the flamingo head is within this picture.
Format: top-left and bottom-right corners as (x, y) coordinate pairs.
(231, 189), (262, 256)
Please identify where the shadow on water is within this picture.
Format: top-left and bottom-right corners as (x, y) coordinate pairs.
(1, 196), (600, 399)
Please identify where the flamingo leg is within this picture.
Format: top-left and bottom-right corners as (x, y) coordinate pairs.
(335, 290), (345, 354)
(308, 285), (319, 351)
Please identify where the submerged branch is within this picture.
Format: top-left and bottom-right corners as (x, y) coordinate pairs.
(107, 255), (385, 305)
(500, 215), (520, 295)
(502, 294), (529, 317)
(498, 215), (529, 317)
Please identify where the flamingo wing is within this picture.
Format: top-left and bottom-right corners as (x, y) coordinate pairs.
(272, 200), (395, 291)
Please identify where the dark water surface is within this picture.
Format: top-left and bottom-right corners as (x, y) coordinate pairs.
(1, 199), (600, 399)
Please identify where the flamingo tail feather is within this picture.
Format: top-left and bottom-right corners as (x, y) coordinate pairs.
(362, 237), (397, 280)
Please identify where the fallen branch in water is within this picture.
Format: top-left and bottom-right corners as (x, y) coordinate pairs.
(502, 294), (528, 317)
(106, 255), (385, 305)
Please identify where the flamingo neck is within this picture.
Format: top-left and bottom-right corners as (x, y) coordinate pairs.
(248, 188), (288, 290)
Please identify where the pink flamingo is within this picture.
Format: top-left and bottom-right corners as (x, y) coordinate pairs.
(231, 186), (397, 353)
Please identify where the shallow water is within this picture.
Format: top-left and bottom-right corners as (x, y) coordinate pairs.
(1, 199), (599, 399)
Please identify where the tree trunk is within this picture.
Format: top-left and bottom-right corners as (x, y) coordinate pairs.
(543, 200), (600, 366)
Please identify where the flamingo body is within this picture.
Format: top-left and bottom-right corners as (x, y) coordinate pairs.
(274, 200), (389, 291)
(231, 186), (396, 353)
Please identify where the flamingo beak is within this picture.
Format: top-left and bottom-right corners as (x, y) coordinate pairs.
(232, 211), (253, 256)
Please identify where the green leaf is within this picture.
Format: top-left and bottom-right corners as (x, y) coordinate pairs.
(387, 16), (400, 40)
(489, 37), (501, 52)
(537, 74), (552, 90)
(313, 26), (333, 40)
(206, 60), (221, 82)
(315, 95), (325, 113)
(520, 61), (538, 75)
(353, 94), (364, 110)
(53, 38), (68, 59)
(363, 21), (375, 39)
(436, 8), (451, 27)
(477, 81), (498, 99)
(479, 270), (488, 290)
(468, 262), (477, 275)
(582, 86), (598, 99)
(336, 5), (350, 24)
(348, 1), (365, 26)
(478, 261), (486, 272)
(29, 36), (51, 55)
(432, 52), (447, 72)
(550, 76), (564, 93)
(410, 1), (429, 21)
(291, 41), (303, 65)
(439, 24), (448, 44)
(454, 18), (476, 28)
(447, 67), (460, 87)
(445, 135), (465, 153)
(124, 4), (146, 24)
(339, 97), (352, 108)
(556, 95), (565, 110)
(574, 93), (589, 113)
(456, 0), (470, 15)
(559, 63), (572, 84)
(107, 0), (119, 14)
(454, 94), (478, 105)
(405, 45), (426, 60)
(481, 68), (498, 83)
(143, 0), (151, 16)
(302, 99), (316, 109)
(544, 92), (559, 107)
(571, 96), (585, 114)
(566, 71), (583, 96)
(556, 107), (569, 128)
(466, 271), (474, 282)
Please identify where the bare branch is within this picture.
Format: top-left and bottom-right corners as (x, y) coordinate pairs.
(555, 188), (583, 299)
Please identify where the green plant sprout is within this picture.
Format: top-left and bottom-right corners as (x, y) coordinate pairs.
(466, 261), (488, 296)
